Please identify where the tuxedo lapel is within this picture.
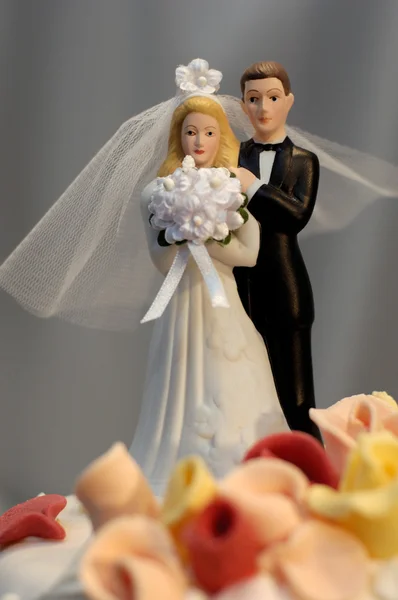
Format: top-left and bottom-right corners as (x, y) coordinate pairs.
(238, 140), (261, 178)
(269, 136), (293, 187)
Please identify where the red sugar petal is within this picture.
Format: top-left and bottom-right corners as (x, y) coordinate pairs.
(182, 496), (259, 594)
(243, 431), (340, 488)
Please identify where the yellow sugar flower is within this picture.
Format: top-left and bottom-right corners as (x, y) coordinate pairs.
(307, 430), (398, 558)
(372, 390), (398, 410)
(161, 455), (217, 561)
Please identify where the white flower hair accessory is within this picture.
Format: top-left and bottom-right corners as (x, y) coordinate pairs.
(175, 58), (222, 95)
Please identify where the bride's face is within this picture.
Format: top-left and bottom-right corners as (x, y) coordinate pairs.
(181, 112), (220, 168)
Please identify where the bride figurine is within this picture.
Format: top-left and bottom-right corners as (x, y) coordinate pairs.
(129, 66), (289, 495)
(0, 59), (289, 495)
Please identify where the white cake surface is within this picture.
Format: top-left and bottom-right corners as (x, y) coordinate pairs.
(0, 495), (91, 600)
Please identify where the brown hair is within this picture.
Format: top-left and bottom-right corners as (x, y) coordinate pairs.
(157, 96), (239, 176)
(240, 61), (291, 98)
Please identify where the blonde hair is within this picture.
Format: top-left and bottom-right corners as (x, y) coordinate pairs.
(157, 96), (239, 176)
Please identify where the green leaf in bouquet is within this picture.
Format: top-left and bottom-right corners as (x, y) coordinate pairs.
(157, 230), (171, 247)
(241, 193), (248, 208)
(229, 171), (237, 178)
(239, 207), (249, 224)
(220, 232), (232, 246)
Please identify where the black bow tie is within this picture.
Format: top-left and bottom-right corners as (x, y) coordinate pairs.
(252, 141), (285, 153)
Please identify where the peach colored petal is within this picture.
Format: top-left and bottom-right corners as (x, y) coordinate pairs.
(346, 400), (380, 439)
(213, 574), (294, 599)
(257, 546), (279, 574)
(81, 515), (186, 600)
(310, 395), (398, 478)
(310, 397), (369, 476)
(310, 394), (398, 474)
(220, 458), (309, 504)
(347, 394), (397, 442)
(112, 556), (186, 600)
(75, 443), (159, 530)
(269, 521), (369, 600)
(324, 395), (371, 422)
(220, 490), (303, 549)
(183, 589), (209, 600)
(383, 412), (398, 437)
(310, 395), (382, 435)
(218, 459), (308, 549)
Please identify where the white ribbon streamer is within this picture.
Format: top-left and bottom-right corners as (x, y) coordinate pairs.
(141, 242), (229, 323)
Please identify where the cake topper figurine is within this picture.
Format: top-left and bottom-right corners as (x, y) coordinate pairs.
(231, 61), (322, 441)
(0, 58), (396, 333)
(0, 58), (397, 488)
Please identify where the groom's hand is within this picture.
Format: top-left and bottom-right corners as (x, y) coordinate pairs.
(229, 167), (257, 193)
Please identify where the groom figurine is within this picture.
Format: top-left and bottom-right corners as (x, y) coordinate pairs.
(231, 61), (322, 442)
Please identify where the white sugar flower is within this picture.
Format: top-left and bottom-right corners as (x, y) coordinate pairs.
(148, 161), (247, 247)
(172, 194), (202, 225)
(181, 155), (196, 172)
(180, 214), (215, 243)
(148, 201), (172, 225)
(226, 211), (244, 230)
(213, 222), (230, 241)
(148, 182), (176, 223)
(225, 191), (246, 212)
(208, 167), (230, 189)
(191, 168), (213, 196)
(162, 177), (175, 191)
(170, 168), (192, 191)
(164, 223), (185, 244)
(213, 187), (243, 210)
(175, 59), (222, 95)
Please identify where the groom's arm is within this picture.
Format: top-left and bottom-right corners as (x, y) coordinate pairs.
(248, 153), (320, 232)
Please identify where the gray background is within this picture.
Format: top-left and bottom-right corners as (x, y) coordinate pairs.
(0, 0), (397, 508)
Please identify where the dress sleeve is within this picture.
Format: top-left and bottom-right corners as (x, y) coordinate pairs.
(205, 212), (260, 268)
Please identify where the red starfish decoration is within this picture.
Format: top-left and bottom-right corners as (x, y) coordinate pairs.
(0, 494), (67, 547)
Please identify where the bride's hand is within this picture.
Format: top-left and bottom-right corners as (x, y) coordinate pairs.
(229, 167), (257, 193)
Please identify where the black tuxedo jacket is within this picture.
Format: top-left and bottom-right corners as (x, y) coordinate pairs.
(234, 136), (319, 331)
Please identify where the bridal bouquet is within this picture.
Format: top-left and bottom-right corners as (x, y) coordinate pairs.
(148, 155), (249, 247)
(142, 156), (249, 322)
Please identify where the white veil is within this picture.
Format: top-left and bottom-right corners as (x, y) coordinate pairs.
(0, 59), (396, 332)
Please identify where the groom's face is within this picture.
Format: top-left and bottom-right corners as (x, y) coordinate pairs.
(242, 77), (294, 140)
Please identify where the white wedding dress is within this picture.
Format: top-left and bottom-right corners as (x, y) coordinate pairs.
(129, 182), (288, 496)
